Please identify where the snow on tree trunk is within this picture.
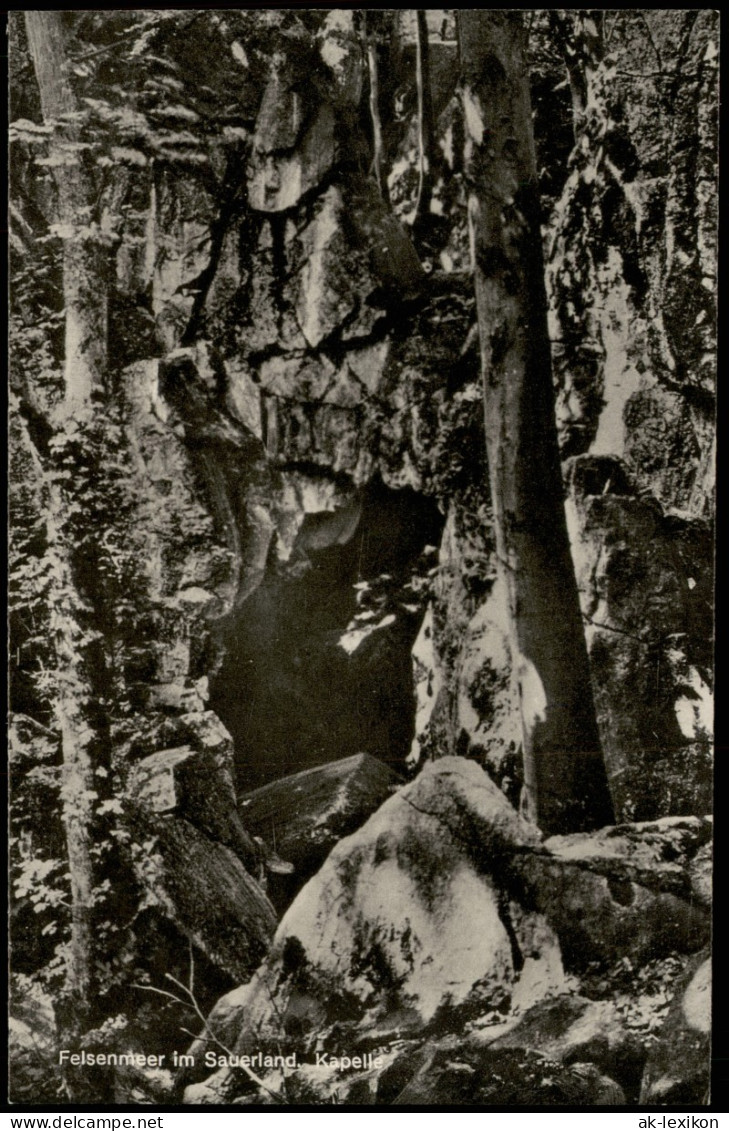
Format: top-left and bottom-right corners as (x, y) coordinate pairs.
(459, 10), (614, 836)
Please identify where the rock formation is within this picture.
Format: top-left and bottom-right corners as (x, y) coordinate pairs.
(9, 8), (715, 1108)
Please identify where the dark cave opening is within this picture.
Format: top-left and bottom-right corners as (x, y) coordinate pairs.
(209, 480), (444, 794)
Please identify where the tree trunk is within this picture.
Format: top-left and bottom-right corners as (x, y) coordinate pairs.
(25, 12), (111, 1099)
(25, 11), (107, 408)
(459, 10), (614, 835)
(414, 10), (435, 222)
(45, 494), (104, 1097)
(548, 10), (605, 139)
(364, 13), (389, 204)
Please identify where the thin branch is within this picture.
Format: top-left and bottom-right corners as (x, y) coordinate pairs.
(68, 11), (202, 66)
(67, 24), (148, 66)
(134, 978), (285, 1105)
(616, 69), (699, 80)
(581, 614), (649, 644)
(637, 12), (662, 71)
(131, 982), (188, 1006)
(605, 12), (621, 47)
(164, 971), (197, 1000)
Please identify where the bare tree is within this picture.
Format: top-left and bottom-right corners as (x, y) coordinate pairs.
(25, 12), (108, 408)
(364, 11), (390, 204)
(25, 13), (111, 1099)
(414, 10), (435, 222)
(458, 10), (614, 835)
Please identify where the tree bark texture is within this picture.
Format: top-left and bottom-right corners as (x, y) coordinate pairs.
(25, 11), (107, 408)
(364, 12), (390, 204)
(45, 487), (103, 1091)
(459, 10), (614, 835)
(548, 10), (605, 138)
(25, 13), (111, 1099)
(414, 10), (435, 221)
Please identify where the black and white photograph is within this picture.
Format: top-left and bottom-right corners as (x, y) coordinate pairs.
(8, 9), (716, 1109)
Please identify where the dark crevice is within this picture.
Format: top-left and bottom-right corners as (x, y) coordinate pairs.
(209, 480), (443, 793)
(180, 159), (251, 347)
(497, 890), (524, 973)
(13, 397), (53, 459)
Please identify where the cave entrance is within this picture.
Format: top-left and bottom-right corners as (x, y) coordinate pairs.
(209, 480), (443, 793)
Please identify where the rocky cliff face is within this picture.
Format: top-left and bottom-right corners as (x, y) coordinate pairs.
(9, 8), (714, 1107)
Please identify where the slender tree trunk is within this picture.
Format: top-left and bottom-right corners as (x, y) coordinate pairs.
(364, 13), (389, 204)
(414, 11), (435, 222)
(45, 494), (99, 1027)
(25, 11), (107, 408)
(459, 11), (614, 835)
(25, 13), (111, 1099)
(548, 10), (605, 140)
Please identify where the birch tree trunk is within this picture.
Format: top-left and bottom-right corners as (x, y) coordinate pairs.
(25, 11), (107, 408)
(414, 10), (435, 222)
(459, 10), (614, 835)
(44, 497), (100, 1046)
(25, 13), (110, 1098)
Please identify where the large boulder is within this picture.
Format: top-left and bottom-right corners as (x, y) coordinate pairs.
(128, 745), (258, 871)
(565, 455), (713, 822)
(130, 814), (276, 986)
(389, 1042), (625, 1107)
(521, 817), (710, 971)
(543, 815), (712, 895)
(486, 993), (647, 1101)
(639, 952), (711, 1105)
(127, 724), (278, 985)
(185, 757), (710, 1105)
(238, 754), (402, 910)
(183, 758), (563, 1096)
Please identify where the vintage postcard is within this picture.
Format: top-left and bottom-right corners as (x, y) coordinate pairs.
(8, 9), (716, 1108)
